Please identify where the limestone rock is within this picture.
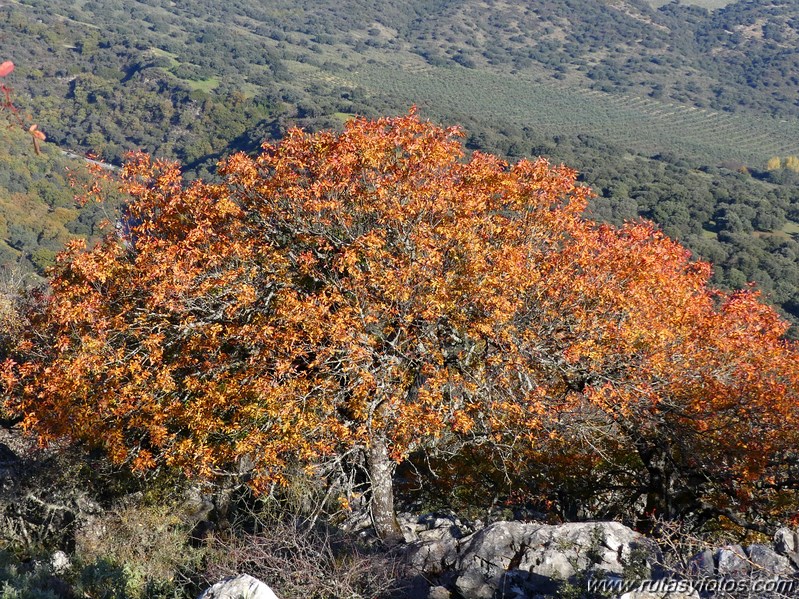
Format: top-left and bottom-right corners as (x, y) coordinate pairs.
(620, 591), (700, 599)
(449, 521), (660, 599)
(688, 548), (715, 577)
(427, 585), (451, 599)
(774, 528), (797, 555)
(773, 528), (799, 568)
(746, 543), (793, 576)
(715, 545), (749, 577)
(197, 574), (280, 599)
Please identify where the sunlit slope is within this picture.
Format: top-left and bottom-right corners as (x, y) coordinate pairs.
(354, 63), (799, 166)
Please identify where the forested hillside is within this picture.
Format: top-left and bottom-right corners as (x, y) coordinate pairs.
(3, 4), (799, 597)
(3, 0), (799, 165)
(0, 126), (111, 276)
(1, 0), (799, 329)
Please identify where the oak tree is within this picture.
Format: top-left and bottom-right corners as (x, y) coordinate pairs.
(4, 111), (799, 537)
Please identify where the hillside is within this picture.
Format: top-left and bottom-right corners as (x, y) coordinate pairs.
(0, 126), (112, 277)
(1, 0), (799, 328)
(5, 0), (799, 165)
(2, 112), (798, 599)
(2, 5), (799, 598)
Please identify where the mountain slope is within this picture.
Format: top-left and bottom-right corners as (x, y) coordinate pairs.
(1, 0), (798, 329)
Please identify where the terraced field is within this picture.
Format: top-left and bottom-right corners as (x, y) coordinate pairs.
(648, 0), (733, 8)
(354, 63), (799, 167)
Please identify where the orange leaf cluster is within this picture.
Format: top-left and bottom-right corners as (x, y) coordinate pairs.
(3, 111), (798, 522)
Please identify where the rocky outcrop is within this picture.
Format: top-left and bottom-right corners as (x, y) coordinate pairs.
(0, 432), (103, 551)
(195, 520), (799, 599)
(405, 518), (799, 599)
(774, 527), (799, 568)
(197, 574), (280, 599)
(689, 539), (796, 579)
(619, 592), (699, 599)
(407, 519), (660, 598)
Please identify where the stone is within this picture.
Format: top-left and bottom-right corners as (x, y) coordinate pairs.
(197, 574), (280, 599)
(398, 512), (468, 544)
(181, 485), (216, 523)
(427, 585), (451, 599)
(746, 543), (793, 576)
(619, 591), (700, 599)
(687, 549), (715, 577)
(449, 521), (660, 599)
(410, 538), (459, 574)
(773, 528), (797, 555)
(773, 527), (799, 568)
(50, 550), (71, 575)
(715, 545), (749, 577)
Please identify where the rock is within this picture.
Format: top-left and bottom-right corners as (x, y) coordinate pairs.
(715, 544), (749, 577)
(746, 543), (793, 576)
(620, 591), (699, 599)
(197, 574), (280, 599)
(182, 485), (216, 523)
(427, 585), (451, 599)
(773, 527), (799, 568)
(398, 512), (469, 544)
(448, 521), (660, 599)
(408, 518), (799, 599)
(341, 510), (373, 536)
(0, 493), (76, 550)
(50, 550), (71, 575)
(688, 548), (715, 577)
(403, 512), (469, 577)
(408, 536), (459, 575)
(774, 528), (797, 555)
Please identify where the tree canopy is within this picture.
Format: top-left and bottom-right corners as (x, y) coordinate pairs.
(3, 112), (799, 538)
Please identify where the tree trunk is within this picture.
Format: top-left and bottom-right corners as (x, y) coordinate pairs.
(366, 434), (403, 544)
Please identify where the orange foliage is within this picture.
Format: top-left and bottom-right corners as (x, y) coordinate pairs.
(3, 111), (799, 527)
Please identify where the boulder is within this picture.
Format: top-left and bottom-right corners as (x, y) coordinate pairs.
(398, 512), (470, 544)
(746, 543), (793, 576)
(445, 521), (660, 599)
(620, 592), (699, 599)
(715, 544), (748, 577)
(427, 585), (451, 599)
(773, 528), (797, 555)
(408, 535), (459, 576)
(688, 548), (715, 577)
(403, 513), (469, 581)
(197, 574), (280, 599)
(773, 528), (799, 568)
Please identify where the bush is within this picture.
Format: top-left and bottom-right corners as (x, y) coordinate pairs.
(201, 503), (406, 599)
(73, 499), (205, 598)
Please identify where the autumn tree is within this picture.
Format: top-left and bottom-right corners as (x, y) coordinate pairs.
(766, 156), (782, 171)
(3, 111), (799, 539)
